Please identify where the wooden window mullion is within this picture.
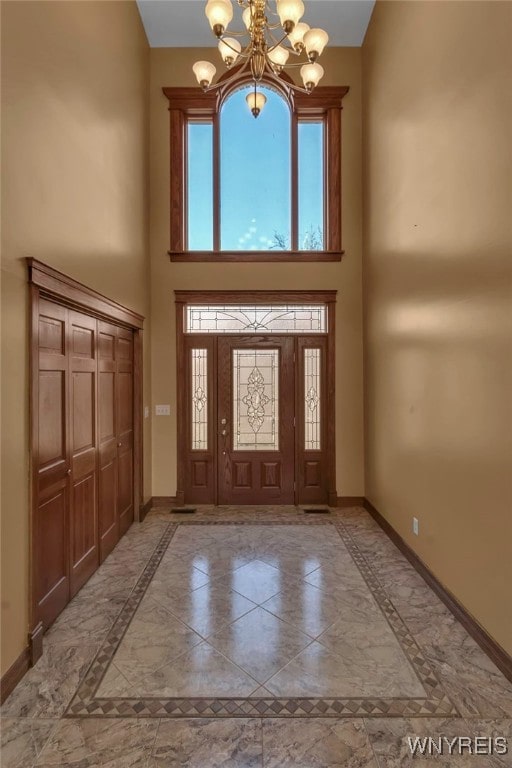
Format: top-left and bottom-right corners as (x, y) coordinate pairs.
(326, 107), (341, 253)
(169, 108), (185, 253)
(291, 112), (298, 252)
(213, 112), (221, 252)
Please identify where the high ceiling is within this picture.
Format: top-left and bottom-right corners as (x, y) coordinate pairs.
(136, 0), (375, 48)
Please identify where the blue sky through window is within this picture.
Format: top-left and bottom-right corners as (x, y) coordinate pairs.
(187, 84), (324, 252)
(221, 85), (290, 251)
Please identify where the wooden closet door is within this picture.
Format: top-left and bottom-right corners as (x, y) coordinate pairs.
(98, 322), (119, 561)
(117, 328), (134, 536)
(68, 310), (99, 596)
(35, 299), (70, 628)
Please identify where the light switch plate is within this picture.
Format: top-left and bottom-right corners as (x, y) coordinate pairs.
(144, 406), (149, 419)
(155, 404), (171, 416)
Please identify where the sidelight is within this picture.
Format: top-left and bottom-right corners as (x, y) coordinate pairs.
(191, 349), (208, 450)
(304, 348), (321, 450)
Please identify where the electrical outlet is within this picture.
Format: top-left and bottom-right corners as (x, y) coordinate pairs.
(144, 406), (149, 419)
(155, 404), (171, 416)
(413, 517), (419, 536)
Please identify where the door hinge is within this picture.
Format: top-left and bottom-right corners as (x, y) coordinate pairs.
(293, 416), (296, 428)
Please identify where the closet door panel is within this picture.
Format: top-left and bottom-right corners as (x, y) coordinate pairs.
(98, 322), (119, 561)
(117, 329), (134, 537)
(36, 300), (70, 627)
(69, 311), (98, 595)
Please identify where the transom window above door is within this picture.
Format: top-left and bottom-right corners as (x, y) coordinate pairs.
(164, 79), (348, 262)
(185, 303), (327, 334)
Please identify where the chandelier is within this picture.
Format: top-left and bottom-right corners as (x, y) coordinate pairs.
(192, 0), (329, 117)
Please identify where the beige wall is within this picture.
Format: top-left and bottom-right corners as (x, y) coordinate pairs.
(362, 1), (512, 654)
(149, 47), (365, 501)
(1, 1), (150, 676)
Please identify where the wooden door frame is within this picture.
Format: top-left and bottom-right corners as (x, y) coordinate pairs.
(28, 259), (144, 662)
(175, 290), (337, 507)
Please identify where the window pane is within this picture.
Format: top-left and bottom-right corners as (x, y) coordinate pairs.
(298, 122), (324, 250)
(186, 304), (327, 333)
(191, 349), (208, 450)
(187, 123), (213, 251)
(233, 349), (279, 451)
(304, 348), (321, 450)
(221, 86), (291, 251)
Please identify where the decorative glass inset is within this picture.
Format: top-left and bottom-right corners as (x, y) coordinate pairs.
(233, 349), (279, 451)
(191, 349), (208, 450)
(304, 348), (321, 450)
(186, 305), (326, 334)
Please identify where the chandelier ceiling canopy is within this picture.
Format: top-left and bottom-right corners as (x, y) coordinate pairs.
(193, 0), (329, 117)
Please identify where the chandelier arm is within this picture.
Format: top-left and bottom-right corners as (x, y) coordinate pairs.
(219, 37), (252, 56)
(206, 55), (253, 93)
(281, 61), (310, 70)
(266, 30), (292, 50)
(220, 28), (251, 38)
(262, 59), (310, 94)
(265, 4), (280, 19)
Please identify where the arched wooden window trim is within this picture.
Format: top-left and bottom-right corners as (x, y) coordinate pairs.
(163, 76), (349, 262)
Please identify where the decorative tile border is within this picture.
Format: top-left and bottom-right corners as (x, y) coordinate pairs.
(65, 519), (459, 719)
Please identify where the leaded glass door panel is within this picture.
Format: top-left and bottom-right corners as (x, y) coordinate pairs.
(217, 337), (295, 504)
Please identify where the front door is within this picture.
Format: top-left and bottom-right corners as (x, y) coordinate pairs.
(179, 294), (335, 506)
(217, 336), (295, 504)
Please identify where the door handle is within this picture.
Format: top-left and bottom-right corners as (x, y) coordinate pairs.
(221, 418), (227, 425)
(66, 469), (71, 475)
(221, 429), (227, 436)
(117, 442), (122, 448)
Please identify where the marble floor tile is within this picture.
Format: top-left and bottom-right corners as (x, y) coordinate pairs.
(0, 717), (57, 768)
(0, 645), (97, 718)
(316, 622), (425, 697)
(121, 640), (261, 697)
(425, 638), (512, 718)
(257, 550), (328, 578)
(263, 640), (422, 698)
(261, 581), (345, 638)
(4, 503), (510, 768)
(217, 560), (291, 604)
(146, 555), (211, 600)
(149, 579), (256, 639)
(176, 547), (255, 580)
(149, 719), (263, 767)
(462, 720), (512, 768)
(304, 563), (369, 597)
(33, 718), (158, 767)
(365, 717), (512, 767)
(99, 596), (204, 686)
(207, 606), (313, 683)
(94, 663), (137, 697)
(43, 595), (127, 647)
(262, 718), (378, 768)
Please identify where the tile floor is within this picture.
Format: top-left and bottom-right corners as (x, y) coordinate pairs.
(1, 505), (511, 766)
